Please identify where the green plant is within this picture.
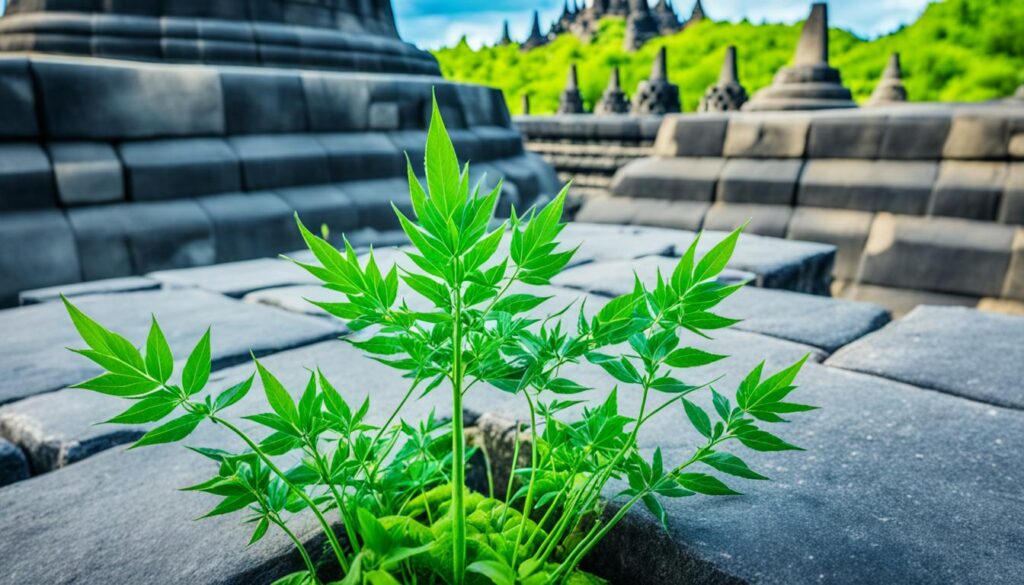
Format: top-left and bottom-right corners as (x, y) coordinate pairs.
(61, 96), (813, 585)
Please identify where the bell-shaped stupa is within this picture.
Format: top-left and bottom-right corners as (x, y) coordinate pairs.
(698, 46), (748, 112)
(867, 53), (908, 107)
(595, 67), (631, 114)
(557, 64), (587, 114)
(631, 47), (681, 114)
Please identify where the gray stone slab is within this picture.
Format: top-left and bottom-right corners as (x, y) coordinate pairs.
(228, 134), (331, 191)
(31, 57), (224, 139)
(611, 157), (726, 202)
(243, 284), (336, 318)
(798, 159), (937, 215)
(1004, 229), (1024, 302)
(0, 438), (29, 487)
(928, 160), (1008, 221)
(0, 143), (56, 210)
(338, 178), (410, 229)
(827, 306), (1024, 409)
(723, 113), (810, 159)
(46, 142), (125, 206)
(148, 258), (318, 298)
(806, 113), (887, 159)
(1000, 163), (1024, 225)
(0, 289), (343, 405)
(274, 184), (362, 243)
(703, 203), (792, 238)
(301, 71), (372, 132)
(0, 57), (38, 138)
(878, 111), (951, 160)
(786, 207), (874, 281)
(317, 132), (403, 181)
(0, 210), (81, 308)
(220, 68), (307, 134)
(18, 277), (160, 306)
(119, 138), (242, 201)
(859, 213), (1014, 298)
(836, 282), (979, 319)
(197, 192), (297, 263)
(716, 158), (803, 206)
(652, 114), (728, 157)
(67, 200), (216, 281)
(588, 362), (1024, 584)
(942, 107), (1018, 160)
(557, 223), (680, 266)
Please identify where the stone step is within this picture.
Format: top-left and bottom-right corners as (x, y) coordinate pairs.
(826, 305), (1024, 409)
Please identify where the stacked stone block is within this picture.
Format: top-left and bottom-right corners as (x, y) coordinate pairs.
(589, 104), (1024, 313)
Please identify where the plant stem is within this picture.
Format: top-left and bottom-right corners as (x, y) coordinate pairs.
(211, 416), (350, 573)
(549, 492), (647, 584)
(271, 515), (321, 583)
(309, 446), (361, 556)
(511, 391), (540, 567)
(450, 278), (467, 585)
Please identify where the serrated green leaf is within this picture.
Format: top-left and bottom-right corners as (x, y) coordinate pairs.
(182, 328), (211, 396)
(676, 472), (740, 496)
(255, 360), (298, 424)
(682, 399), (712, 438)
(214, 375), (255, 411)
(425, 93), (461, 219)
(130, 412), (204, 448)
(103, 390), (180, 424)
(249, 517), (270, 545)
(144, 317), (173, 384)
(665, 347), (727, 368)
(734, 426), (803, 452)
(693, 225), (744, 283)
(702, 451), (768, 480)
(73, 372), (159, 397)
(492, 294), (550, 316)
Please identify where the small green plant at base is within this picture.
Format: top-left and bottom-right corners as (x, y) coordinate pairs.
(61, 94), (814, 585)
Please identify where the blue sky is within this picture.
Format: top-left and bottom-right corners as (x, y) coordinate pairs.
(394, 0), (936, 49)
(0, 0), (934, 50)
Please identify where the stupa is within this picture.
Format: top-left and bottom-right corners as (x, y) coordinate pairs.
(500, 20), (514, 46)
(653, 0), (683, 35)
(595, 67), (631, 114)
(624, 0), (662, 51)
(683, 0), (706, 30)
(867, 53), (908, 107)
(522, 10), (549, 50)
(631, 47), (681, 114)
(0, 0), (559, 305)
(698, 46), (748, 112)
(557, 64), (587, 114)
(743, 3), (856, 111)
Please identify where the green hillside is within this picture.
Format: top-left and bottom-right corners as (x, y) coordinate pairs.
(433, 0), (1024, 115)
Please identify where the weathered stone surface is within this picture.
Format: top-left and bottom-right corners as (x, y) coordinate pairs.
(877, 108), (951, 160)
(652, 114), (728, 157)
(221, 69), (307, 134)
(787, 207), (873, 280)
(19, 277), (160, 306)
(836, 281), (978, 319)
(149, 258), (318, 298)
(1004, 229), (1024, 301)
(118, 138), (242, 200)
(827, 306), (1024, 409)
(318, 132), (402, 181)
(575, 197), (709, 232)
(0, 438), (29, 487)
(197, 192), (297, 263)
(589, 363), (1024, 584)
(703, 203), (792, 238)
(274, 184), (361, 243)
(0, 57), (37, 138)
(67, 200), (216, 281)
(612, 157), (725, 201)
(244, 285), (337, 318)
(1000, 163), (1024, 225)
(798, 159), (937, 215)
(723, 113), (810, 158)
(928, 161), (1008, 221)
(0, 142), (56, 210)
(859, 213), (1014, 298)
(47, 142), (125, 206)
(0, 210), (81, 307)
(0, 289), (343, 405)
(807, 113), (886, 159)
(716, 158), (803, 205)
(228, 134), (331, 191)
(943, 107), (1020, 160)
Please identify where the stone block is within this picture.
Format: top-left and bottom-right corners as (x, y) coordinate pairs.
(703, 203), (792, 238)
(652, 114), (728, 157)
(316, 132), (403, 182)
(787, 207), (874, 280)
(119, 138), (242, 200)
(555, 223), (680, 268)
(301, 70), (372, 132)
(67, 201), (215, 281)
(879, 110), (951, 160)
(0, 210), (81, 308)
(46, 142), (124, 206)
(943, 107), (1017, 160)
(716, 158), (803, 205)
(928, 161), (1008, 221)
(196, 192), (295, 263)
(244, 284), (337, 318)
(0, 143), (56, 210)
(807, 113), (886, 159)
(837, 282), (979, 319)
(629, 199), (709, 231)
(1000, 163), (1024, 225)
(149, 257), (317, 298)
(228, 134), (331, 191)
(828, 305), (1024, 408)
(589, 363), (1024, 584)
(0, 57), (38, 138)
(220, 69), (307, 134)
(0, 289), (344, 405)
(0, 438), (29, 487)
(798, 159), (937, 215)
(273, 184), (361, 247)
(19, 277), (160, 306)
(31, 57), (223, 139)
(490, 154), (543, 204)
(859, 213), (1014, 298)
(723, 113), (810, 158)
(338, 178), (411, 230)
(1003, 229), (1024, 301)
(611, 157), (726, 202)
